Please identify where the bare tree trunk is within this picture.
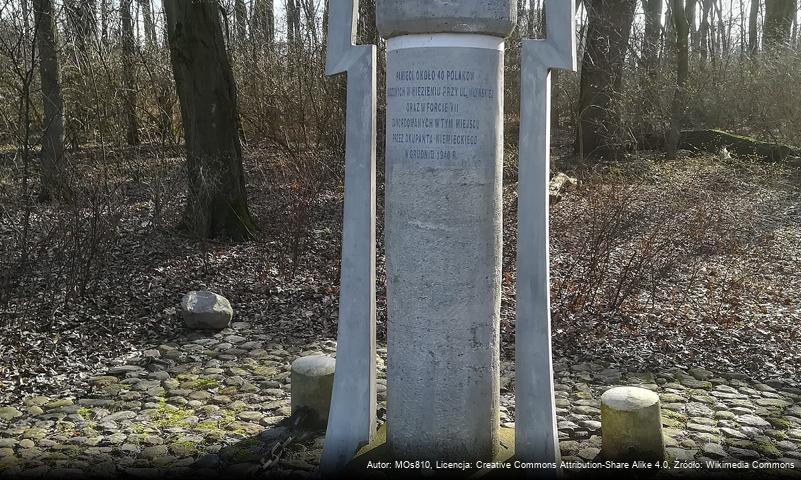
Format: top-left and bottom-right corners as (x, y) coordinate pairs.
(234, 0), (247, 48)
(701, 0), (713, 60)
(668, 0), (691, 159)
(157, 20), (174, 144)
(666, 0), (676, 49)
(764, 0), (797, 48)
(252, 0), (275, 49)
(300, 0), (319, 46)
(576, 0), (637, 160)
(641, 0), (664, 148)
(643, 0), (664, 75)
(121, 0), (139, 146)
(139, 0), (158, 49)
(64, 0), (96, 57)
(749, 0), (760, 52)
(715, 0), (728, 56)
(740, 0), (747, 54)
(518, 0), (537, 38)
(286, 0), (301, 46)
(322, 0), (329, 45)
(100, 0), (109, 47)
(688, 0), (699, 54)
(164, 0), (256, 240)
(62, 0), (96, 150)
(33, 0), (67, 202)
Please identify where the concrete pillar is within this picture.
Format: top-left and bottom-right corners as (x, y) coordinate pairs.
(291, 355), (336, 430)
(600, 386), (666, 462)
(378, 0), (516, 462)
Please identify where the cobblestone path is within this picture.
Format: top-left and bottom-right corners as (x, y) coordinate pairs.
(1, 321), (800, 478)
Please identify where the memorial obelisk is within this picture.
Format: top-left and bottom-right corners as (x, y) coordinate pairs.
(379, 0), (516, 461)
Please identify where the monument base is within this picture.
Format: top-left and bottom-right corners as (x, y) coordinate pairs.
(345, 425), (516, 479)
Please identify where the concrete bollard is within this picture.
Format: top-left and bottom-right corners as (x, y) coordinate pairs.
(291, 355), (336, 430)
(600, 386), (666, 462)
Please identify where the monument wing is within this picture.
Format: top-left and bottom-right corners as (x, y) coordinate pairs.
(319, 0), (378, 475)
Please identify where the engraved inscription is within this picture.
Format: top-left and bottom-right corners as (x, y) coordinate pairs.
(387, 52), (497, 164)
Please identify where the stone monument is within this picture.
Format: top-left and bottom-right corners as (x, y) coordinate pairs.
(320, 0), (576, 475)
(318, 0), (378, 473)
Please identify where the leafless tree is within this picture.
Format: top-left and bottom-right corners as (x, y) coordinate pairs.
(643, 0), (665, 75)
(164, 0), (256, 240)
(121, 0), (139, 145)
(576, 0), (637, 160)
(668, 0), (691, 158)
(749, 0), (761, 53)
(33, 0), (67, 201)
(764, 0), (797, 48)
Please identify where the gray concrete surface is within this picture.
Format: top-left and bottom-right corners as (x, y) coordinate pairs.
(291, 355), (337, 429)
(514, 1), (577, 471)
(601, 386), (667, 462)
(381, 5), (512, 458)
(320, 0), (378, 474)
(377, 0), (516, 38)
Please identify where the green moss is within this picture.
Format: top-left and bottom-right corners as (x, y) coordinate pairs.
(219, 411), (236, 427)
(767, 417), (792, 430)
(662, 417), (683, 428)
(193, 412), (238, 439)
(188, 378), (218, 390)
(765, 429), (788, 440)
(149, 400), (195, 429)
(77, 408), (92, 418)
(62, 445), (83, 458)
(226, 439), (262, 463)
(169, 441), (198, 456)
(55, 422), (74, 434)
(662, 409), (687, 421)
(203, 430), (226, 442)
(195, 422), (218, 431)
(754, 441), (782, 459)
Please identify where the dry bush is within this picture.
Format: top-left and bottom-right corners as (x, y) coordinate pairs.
(0, 152), (128, 318)
(548, 156), (782, 323)
(687, 48), (801, 146)
(550, 168), (696, 319)
(234, 36), (346, 276)
(614, 47), (801, 152)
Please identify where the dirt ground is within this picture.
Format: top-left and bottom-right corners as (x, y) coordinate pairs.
(1, 145), (799, 406)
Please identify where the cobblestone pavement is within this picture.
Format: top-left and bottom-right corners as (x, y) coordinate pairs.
(1, 321), (800, 478)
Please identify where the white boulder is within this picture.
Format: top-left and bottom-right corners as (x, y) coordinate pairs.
(180, 291), (233, 330)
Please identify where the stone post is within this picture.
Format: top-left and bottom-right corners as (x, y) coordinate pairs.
(377, 0), (516, 462)
(291, 356), (336, 430)
(600, 386), (666, 462)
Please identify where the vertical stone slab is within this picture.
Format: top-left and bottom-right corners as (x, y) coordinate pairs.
(320, 0), (377, 475)
(378, 1), (516, 462)
(514, 0), (576, 473)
